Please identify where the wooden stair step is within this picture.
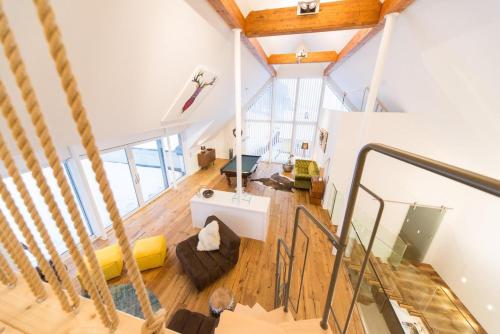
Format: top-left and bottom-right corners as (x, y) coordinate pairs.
(216, 311), (286, 334)
(279, 318), (332, 334)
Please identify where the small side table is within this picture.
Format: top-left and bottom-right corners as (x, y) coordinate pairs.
(309, 176), (326, 205)
(208, 287), (235, 318)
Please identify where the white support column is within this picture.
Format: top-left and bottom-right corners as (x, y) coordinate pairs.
(165, 133), (178, 189)
(363, 13), (399, 114)
(343, 12), (399, 236)
(290, 78), (301, 158)
(234, 28), (243, 196)
(268, 79), (275, 163)
(68, 146), (107, 239)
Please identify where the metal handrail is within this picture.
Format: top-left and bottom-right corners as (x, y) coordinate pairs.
(275, 205), (339, 315)
(322, 143), (500, 331)
(274, 239), (291, 307)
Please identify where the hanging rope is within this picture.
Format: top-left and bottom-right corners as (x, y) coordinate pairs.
(0, 80), (113, 328)
(33, 0), (166, 332)
(0, 133), (80, 309)
(0, 251), (16, 287)
(0, 174), (72, 311)
(0, 210), (46, 300)
(0, 4), (118, 326)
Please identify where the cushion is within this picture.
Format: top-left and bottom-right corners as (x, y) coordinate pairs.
(78, 244), (123, 288)
(197, 221), (221, 251)
(133, 235), (167, 271)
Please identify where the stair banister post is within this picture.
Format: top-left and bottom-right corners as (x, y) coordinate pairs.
(320, 146), (370, 330)
(233, 28), (243, 196)
(342, 185), (385, 333)
(283, 206), (301, 313)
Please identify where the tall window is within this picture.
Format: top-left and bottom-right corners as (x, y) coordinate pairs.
(245, 83), (272, 160)
(65, 134), (186, 232)
(244, 78), (323, 163)
(162, 134), (186, 182)
(80, 149), (139, 228)
(131, 139), (169, 202)
(0, 166), (91, 256)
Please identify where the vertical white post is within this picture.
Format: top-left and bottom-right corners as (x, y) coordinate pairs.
(344, 12), (399, 236)
(68, 146), (107, 239)
(290, 78), (300, 158)
(268, 79), (275, 163)
(234, 28), (243, 196)
(363, 13), (399, 114)
(165, 133), (178, 189)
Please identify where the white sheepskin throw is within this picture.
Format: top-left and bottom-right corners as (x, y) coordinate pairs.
(197, 220), (221, 251)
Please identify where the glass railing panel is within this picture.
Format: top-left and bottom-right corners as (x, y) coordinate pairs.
(351, 190), (408, 268)
(393, 261), (480, 334)
(342, 223), (397, 334)
(345, 221), (481, 334)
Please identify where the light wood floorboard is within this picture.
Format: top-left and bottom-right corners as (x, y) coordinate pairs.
(88, 159), (364, 333)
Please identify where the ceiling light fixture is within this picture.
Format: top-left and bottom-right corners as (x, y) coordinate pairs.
(297, 0), (320, 16)
(295, 48), (308, 64)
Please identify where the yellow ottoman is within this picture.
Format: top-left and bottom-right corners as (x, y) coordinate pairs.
(77, 244), (123, 289)
(133, 235), (167, 271)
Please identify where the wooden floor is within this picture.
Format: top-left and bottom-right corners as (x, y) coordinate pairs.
(90, 159), (364, 333)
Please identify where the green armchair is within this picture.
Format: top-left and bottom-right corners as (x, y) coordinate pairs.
(293, 159), (320, 189)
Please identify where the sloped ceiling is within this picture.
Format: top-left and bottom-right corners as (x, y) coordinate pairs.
(235, 0), (360, 71)
(330, 0), (500, 124)
(0, 0), (270, 158)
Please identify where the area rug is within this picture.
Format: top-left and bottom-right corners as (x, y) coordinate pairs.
(251, 172), (294, 192)
(109, 283), (162, 319)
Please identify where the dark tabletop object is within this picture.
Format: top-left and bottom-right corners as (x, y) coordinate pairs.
(202, 189), (214, 198)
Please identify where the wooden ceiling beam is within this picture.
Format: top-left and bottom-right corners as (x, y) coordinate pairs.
(206, 0), (276, 76)
(206, 0), (245, 29)
(380, 0), (415, 19)
(244, 0), (382, 38)
(243, 37), (277, 76)
(324, 0), (415, 76)
(268, 51), (338, 65)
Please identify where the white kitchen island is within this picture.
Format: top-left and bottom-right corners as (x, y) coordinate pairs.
(190, 190), (271, 241)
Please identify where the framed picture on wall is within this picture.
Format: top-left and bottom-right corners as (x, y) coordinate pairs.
(319, 128), (328, 153)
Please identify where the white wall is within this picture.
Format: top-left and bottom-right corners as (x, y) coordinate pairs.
(0, 0), (269, 172)
(326, 112), (500, 333)
(325, 1), (500, 331)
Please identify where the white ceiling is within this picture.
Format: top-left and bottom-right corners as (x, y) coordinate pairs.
(258, 30), (359, 55)
(235, 0), (360, 56)
(236, 0), (342, 15)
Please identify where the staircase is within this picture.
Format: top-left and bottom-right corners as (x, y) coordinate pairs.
(344, 239), (404, 303)
(215, 303), (332, 334)
(343, 237), (484, 333)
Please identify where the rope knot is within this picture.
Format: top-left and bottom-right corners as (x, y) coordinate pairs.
(141, 308), (166, 334)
